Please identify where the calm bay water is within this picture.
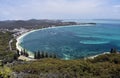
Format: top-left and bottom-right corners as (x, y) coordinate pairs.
(20, 20), (120, 60)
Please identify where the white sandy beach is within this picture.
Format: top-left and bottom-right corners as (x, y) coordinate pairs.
(85, 52), (110, 59)
(16, 29), (38, 58)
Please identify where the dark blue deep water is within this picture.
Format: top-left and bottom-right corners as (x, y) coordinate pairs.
(20, 21), (120, 60)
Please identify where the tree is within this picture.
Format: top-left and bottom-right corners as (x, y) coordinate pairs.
(41, 51), (44, 58)
(34, 52), (37, 59)
(49, 53), (53, 58)
(110, 48), (117, 53)
(14, 53), (18, 60)
(16, 49), (20, 56)
(44, 52), (49, 58)
(25, 52), (29, 57)
(21, 49), (23, 55)
(37, 50), (40, 59)
(23, 49), (26, 55)
(53, 53), (57, 58)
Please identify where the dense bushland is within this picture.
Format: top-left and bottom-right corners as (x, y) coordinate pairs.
(12, 54), (120, 78)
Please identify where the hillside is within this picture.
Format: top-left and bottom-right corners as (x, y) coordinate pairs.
(11, 54), (120, 78)
(0, 19), (78, 29)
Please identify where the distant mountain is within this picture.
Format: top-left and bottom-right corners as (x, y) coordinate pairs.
(0, 19), (78, 29)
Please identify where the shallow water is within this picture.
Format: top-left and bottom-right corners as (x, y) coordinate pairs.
(20, 21), (120, 60)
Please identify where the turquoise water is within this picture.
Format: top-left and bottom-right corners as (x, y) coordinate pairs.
(20, 20), (120, 60)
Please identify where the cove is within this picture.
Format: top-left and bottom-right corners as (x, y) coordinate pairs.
(18, 23), (120, 60)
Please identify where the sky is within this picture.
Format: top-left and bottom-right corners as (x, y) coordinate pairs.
(0, 0), (120, 20)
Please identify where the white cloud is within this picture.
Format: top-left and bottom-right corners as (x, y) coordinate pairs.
(113, 5), (120, 8)
(0, 0), (120, 20)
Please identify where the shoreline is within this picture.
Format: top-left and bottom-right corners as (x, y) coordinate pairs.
(16, 24), (108, 60)
(85, 52), (110, 59)
(16, 29), (37, 58)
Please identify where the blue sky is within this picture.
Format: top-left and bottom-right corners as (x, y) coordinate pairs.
(0, 0), (120, 20)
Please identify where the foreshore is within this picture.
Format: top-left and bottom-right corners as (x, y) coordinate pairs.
(85, 52), (110, 59)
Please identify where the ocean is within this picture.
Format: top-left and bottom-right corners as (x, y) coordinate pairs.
(19, 19), (120, 60)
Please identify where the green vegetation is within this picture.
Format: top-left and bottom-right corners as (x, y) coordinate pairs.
(0, 32), (17, 63)
(12, 53), (120, 78)
(89, 53), (120, 64)
(0, 66), (12, 78)
(0, 31), (18, 78)
(34, 51), (57, 59)
(0, 32), (12, 51)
